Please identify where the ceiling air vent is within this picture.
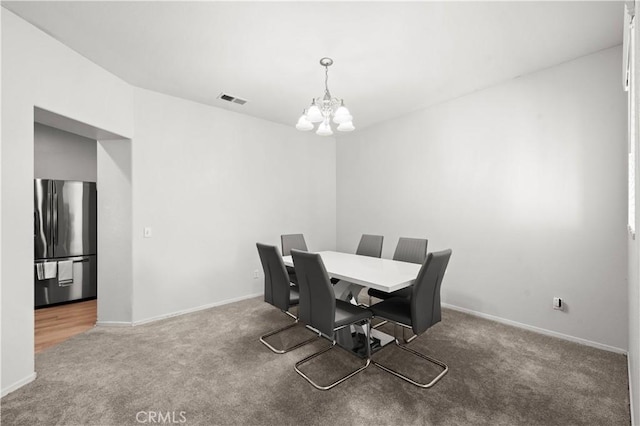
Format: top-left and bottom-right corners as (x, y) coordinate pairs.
(217, 93), (248, 105)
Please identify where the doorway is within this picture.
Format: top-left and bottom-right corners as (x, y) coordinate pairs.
(33, 121), (99, 350)
(33, 107), (133, 352)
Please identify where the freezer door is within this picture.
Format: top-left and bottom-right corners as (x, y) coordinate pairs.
(53, 181), (97, 257)
(34, 179), (53, 259)
(34, 255), (97, 307)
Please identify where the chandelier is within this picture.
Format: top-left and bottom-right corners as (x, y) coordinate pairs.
(296, 57), (354, 136)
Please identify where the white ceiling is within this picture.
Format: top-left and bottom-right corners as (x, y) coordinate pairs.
(2, 1), (624, 132)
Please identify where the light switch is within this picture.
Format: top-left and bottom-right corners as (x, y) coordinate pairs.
(144, 227), (153, 238)
(553, 297), (563, 310)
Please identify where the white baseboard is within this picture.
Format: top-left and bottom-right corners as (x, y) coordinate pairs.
(131, 292), (263, 326)
(442, 303), (627, 355)
(630, 355), (636, 426)
(1, 372), (37, 398)
(95, 321), (133, 327)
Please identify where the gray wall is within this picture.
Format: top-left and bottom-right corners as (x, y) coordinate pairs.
(337, 46), (628, 351)
(34, 123), (97, 182)
(97, 139), (133, 325)
(628, 14), (640, 424)
(2, 9), (134, 395)
(130, 88), (336, 323)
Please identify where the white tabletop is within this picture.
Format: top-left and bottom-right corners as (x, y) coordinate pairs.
(282, 251), (421, 293)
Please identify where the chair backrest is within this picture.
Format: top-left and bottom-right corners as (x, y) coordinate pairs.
(256, 243), (291, 312)
(411, 249), (452, 335)
(281, 234), (308, 256)
(393, 237), (428, 264)
(356, 234), (384, 258)
(290, 249), (336, 338)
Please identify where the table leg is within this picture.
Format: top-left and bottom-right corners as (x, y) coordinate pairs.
(332, 280), (394, 357)
(332, 280), (363, 304)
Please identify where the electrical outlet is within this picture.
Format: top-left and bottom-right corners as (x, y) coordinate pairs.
(253, 269), (260, 279)
(553, 297), (563, 310)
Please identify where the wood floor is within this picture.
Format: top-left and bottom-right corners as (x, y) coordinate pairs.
(35, 299), (97, 354)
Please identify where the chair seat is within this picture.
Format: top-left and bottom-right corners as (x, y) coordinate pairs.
(368, 286), (413, 301)
(335, 300), (372, 328)
(370, 296), (412, 327)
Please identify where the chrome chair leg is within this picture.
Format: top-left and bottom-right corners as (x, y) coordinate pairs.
(372, 319), (388, 329)
(284, 310), (297, 320)
(357, 295), (371, 308)
(368, 296), (389, 329)
(372, 323), (448, 388)
(294, 320), (371, 390)
(260, 316), (318, 354)
(401, 325), (418, 344)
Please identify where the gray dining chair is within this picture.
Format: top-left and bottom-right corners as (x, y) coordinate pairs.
(331, 234), (384, 287)
(281, 233), (308, 256)
(368, 237), (428, 305)
(369, 249), (452, 388)
(256, 243), (316, 354)
(281, 234), (308, 285)
(291, 249), (373, 390)
(393, 237), (429, 264)
(356, 234), (384, 258)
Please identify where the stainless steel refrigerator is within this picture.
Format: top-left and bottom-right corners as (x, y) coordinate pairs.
(34, 179), (97, 308)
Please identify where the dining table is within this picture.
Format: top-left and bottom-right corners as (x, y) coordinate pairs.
(282, 250), (421, 357)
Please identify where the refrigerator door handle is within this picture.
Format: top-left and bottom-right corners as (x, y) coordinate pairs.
(52, 183), (57, 247)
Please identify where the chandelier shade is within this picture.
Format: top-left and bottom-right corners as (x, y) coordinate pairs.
(337, 121), (355, 132)
(296, 57), (355, 136)
(306, 102), (324, 123)
(295, 112), (313, 131)
(316, 120), (334, 136)
(333, 103), (353, 124)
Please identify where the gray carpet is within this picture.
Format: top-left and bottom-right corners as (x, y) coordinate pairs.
(1, 296), (630, 425)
